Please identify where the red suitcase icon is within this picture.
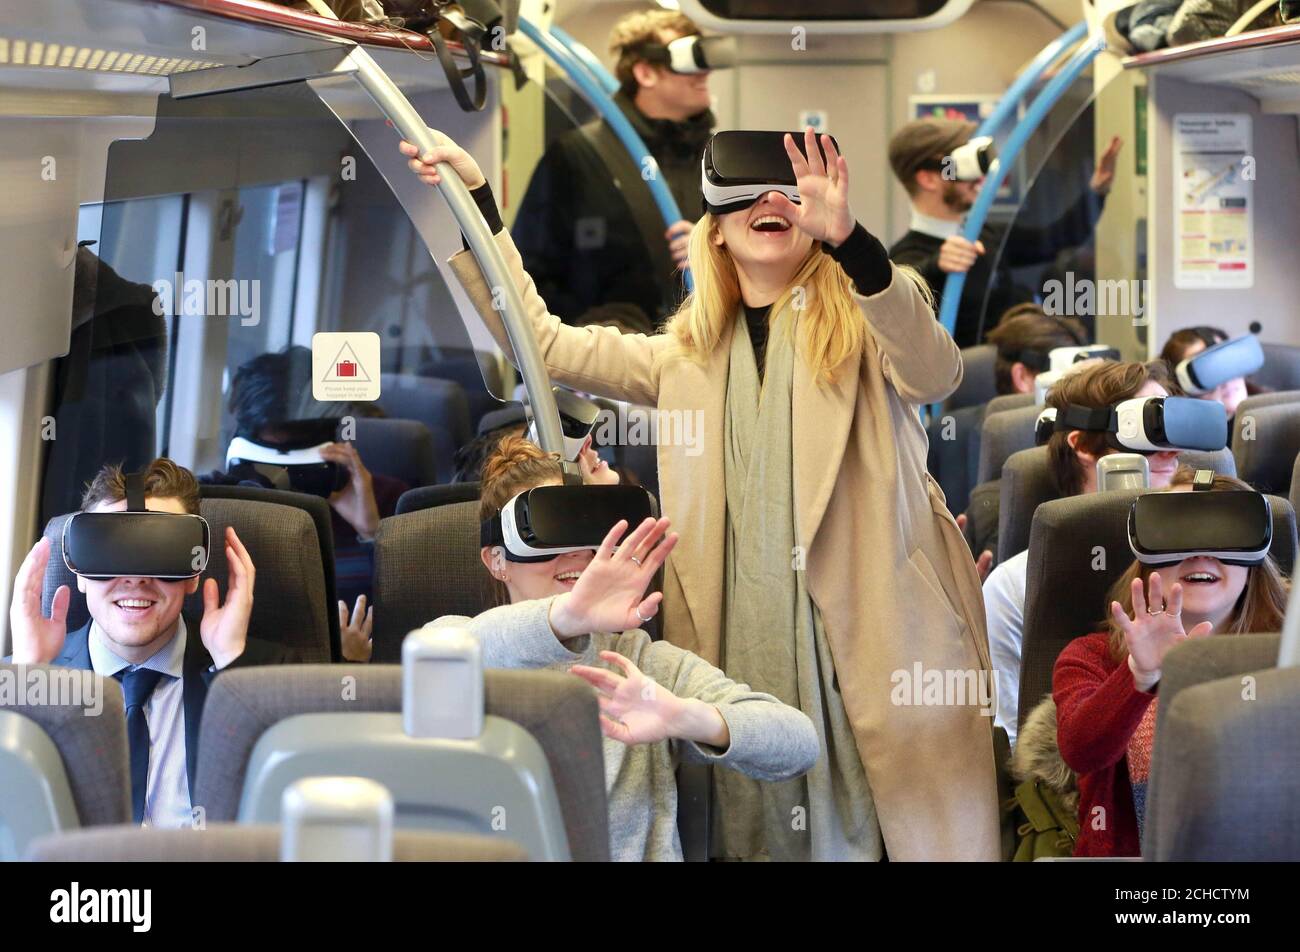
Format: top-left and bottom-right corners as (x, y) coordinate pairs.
(336, 360), (357, 377)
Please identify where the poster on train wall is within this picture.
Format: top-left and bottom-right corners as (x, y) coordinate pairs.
(1173, 114), (1253, 289)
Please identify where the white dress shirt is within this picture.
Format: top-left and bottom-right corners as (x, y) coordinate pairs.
(982, 548), (1029, 749)
(908, 209), (963, 241)
(89, 617), (194, 828)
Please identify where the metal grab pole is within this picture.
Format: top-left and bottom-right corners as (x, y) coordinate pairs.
(519, 16), (694, 291)
(548, 22), (619, 96)
(935, 34), (1106, 340)
(341, 47), (567, 457)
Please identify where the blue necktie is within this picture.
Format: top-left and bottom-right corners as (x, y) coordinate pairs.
(114, 667), (165, 824)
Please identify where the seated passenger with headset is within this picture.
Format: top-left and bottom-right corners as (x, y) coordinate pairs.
(6, 459), (298, 827)
(425, 435), (820, 861)
(957, 305), (1092, 571)
(985, 304), (1091, 397)
(1160, 327), (1266, 420)
(1053, 470), (1288, 857)
(210, 346), (409, 661)
(983, 359), (1227, 745)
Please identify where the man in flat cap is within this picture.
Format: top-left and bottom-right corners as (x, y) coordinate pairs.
(887, 117), (1121, 348)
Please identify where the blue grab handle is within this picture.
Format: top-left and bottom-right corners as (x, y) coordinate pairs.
(973, 21), (1088, 141)
(548, 23), (619, 96)
(937, 34), (1104, 337)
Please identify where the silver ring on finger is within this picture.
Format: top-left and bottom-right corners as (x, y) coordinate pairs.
(630, 556), (642, 566)
(635, 607), (651, 624)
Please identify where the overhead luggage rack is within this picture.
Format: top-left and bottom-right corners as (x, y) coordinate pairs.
(0, 0), (507, 89)
(153, 0), (511, 65)
(1123, 23), (1300, 111)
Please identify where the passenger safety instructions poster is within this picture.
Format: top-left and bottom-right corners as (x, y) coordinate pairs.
(1173, 114), (1253, 289)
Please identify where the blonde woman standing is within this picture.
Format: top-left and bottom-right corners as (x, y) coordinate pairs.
(401, 129), (999, 861)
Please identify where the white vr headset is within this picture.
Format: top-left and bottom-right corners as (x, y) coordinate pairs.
(1174, 334), (1265, 395)
(639, 34), (736, 74)
(947, 136), (997, 182)
(1035, 395), (1228, 453)
(525, 388), (602, 463)
(225, 436), (348, 497)
(1032, 346), (1122, 403)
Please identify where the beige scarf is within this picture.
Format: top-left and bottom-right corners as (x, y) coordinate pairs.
(713, 303), (882, 861)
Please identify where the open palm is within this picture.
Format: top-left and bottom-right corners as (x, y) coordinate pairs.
(552, 517), (677, 636)
(1111, 571), (1212, 676)
(767, 128), (854, 247)
(571, 651), (687, 746)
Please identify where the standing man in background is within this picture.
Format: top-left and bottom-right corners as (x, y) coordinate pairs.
(887, 117), (1120, 348)
(511, 9), (717, 334)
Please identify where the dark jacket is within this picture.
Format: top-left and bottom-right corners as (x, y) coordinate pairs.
(889, 188), (1103, 348)
(511, 90), (713, 334)
(52, 616), (296, 793)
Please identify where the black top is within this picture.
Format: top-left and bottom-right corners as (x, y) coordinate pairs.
(740, 223), (894, 379)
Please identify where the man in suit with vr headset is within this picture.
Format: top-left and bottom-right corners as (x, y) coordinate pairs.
(6, 458), (295, 828)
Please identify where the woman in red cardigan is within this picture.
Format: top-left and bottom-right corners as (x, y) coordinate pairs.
(1053, 471), (1289, 857)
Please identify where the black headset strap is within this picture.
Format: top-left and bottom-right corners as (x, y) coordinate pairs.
(1005, 348), (1051, 373)
(480, 514), (504, 548)
(1054, 404), (1116, 434)
(124, 471), (147, 512)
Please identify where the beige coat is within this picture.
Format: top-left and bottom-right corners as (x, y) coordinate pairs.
(449, 232), (1001, 860)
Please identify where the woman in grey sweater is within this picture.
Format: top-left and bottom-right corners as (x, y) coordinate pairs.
(427, 435), (819, 861)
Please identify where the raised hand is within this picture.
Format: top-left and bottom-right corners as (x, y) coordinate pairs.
(1090, 135), (1123, 195)
(339, 594), (374, 663)
(199, 526), (255, 670)
(766, 128), (854, 247)
(569, 651), (686, 746)
(1111, 571), (1213, 681)
(399, 134), (487, 190)
(577, 434), (619, 486)
(8, 537), (69, 664)
(320, 441), (380, 539)
(664, 219), (693, 271)
(547, 517), (678, 639)
(955, 513), (993, 583)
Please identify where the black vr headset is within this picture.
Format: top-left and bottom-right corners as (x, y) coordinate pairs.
(62, 472), (210, 581)
(1128, 477), (1272, 567)
(481, 484), (654, 563)
(1174, 334), (1265, 395)
(525, 388), (602, 463)
(702, 130), (841, 216)
(636, 34), (736, 74)
(226, 417), (348, 498)
(1035, 395), (1228, 453)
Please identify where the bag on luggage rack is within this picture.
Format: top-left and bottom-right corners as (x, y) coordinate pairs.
(282, 0), (518, 112)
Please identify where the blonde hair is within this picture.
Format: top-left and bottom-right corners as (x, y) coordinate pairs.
(663, 213), (930, 383)
(1103, 468), (1290, 661)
